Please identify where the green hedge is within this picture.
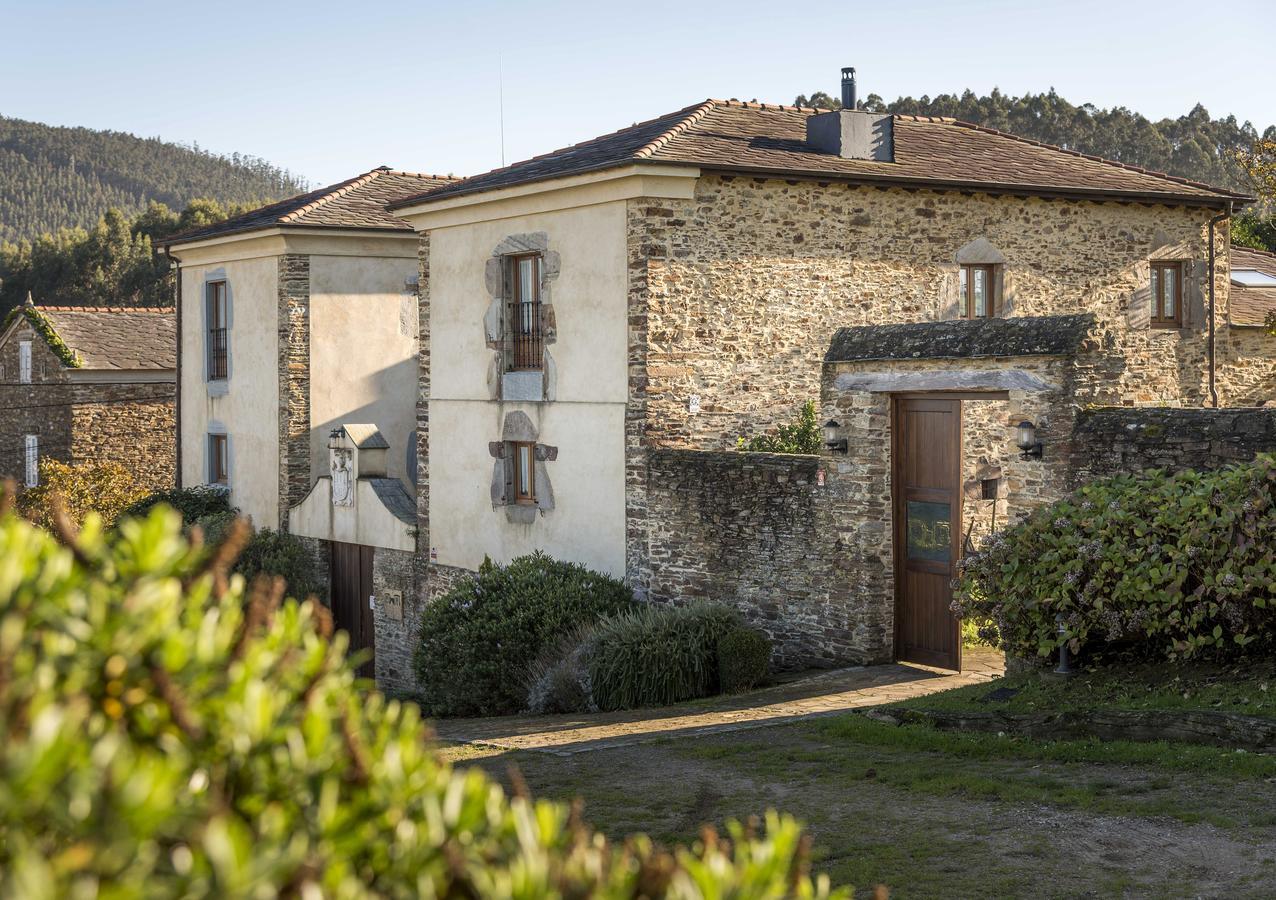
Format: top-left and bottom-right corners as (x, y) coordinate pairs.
(119, 485), (233, 527)
(954, 455), (1276, 661)
(718, 626), (773, 693)
(414, 553), (634, 717)
(0, 503), (845, 898)
(588, 603), (756, 711)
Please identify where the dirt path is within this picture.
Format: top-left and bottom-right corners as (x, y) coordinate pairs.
(460, 724), (1276, 898)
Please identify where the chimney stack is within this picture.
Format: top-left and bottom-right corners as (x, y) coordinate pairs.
(806, 67), (893, 162)
(841, 67), (857, 111)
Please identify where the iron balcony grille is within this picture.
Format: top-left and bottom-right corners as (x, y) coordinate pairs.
(209, 327), (228, 380)
(509, 299), (543, 371)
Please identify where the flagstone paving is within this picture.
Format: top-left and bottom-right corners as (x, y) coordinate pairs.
(434, 646), (1004, 755)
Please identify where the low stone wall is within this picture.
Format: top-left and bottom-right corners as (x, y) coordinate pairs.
(640, 448), (887, 669)
(372, 547), (419, 696)
(1071, 407), (1276, 481)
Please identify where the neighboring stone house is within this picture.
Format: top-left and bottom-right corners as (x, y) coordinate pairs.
(386, 84), (1271, 680)
(159, 166), (454, 688)
(1223, 246), (1276, 404)
(0, 300), (175, 491)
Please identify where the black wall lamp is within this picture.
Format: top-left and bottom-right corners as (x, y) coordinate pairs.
(823, 419), (848, 454)
(1016, 420), (1044, 460)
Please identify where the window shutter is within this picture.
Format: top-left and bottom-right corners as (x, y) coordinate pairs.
(23, 435), (38, 488)
(18, 341), (31, 384)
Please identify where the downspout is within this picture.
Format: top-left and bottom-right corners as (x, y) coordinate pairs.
(165, 245), (182, 488)
(1207, 203), (1231, 409)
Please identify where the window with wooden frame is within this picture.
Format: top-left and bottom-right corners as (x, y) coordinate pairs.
(206, 280), (228, 380)
(959, 264), (995, 319)
(1150, 261), (1183, 328)
(512, 441), (536, 504)
(208, 433), (229, 486)
(507, 254), (543, 371)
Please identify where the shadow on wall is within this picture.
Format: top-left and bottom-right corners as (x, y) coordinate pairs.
(311, 355), (418, 492)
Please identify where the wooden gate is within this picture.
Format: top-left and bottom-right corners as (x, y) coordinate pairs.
(892, 397), (962, 670)
(330, 542), (375, 678)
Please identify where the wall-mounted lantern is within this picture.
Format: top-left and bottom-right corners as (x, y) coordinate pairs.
(326, 427), (344, 451)
(823, 419), (848, 455)
(1015, 420), (1043, 460)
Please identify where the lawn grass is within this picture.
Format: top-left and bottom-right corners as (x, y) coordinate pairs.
(901, 656), (1276, 720)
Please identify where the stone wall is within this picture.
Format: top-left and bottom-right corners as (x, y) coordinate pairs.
(630, 176), (1228, 452)
(1, 317), (175, 490)
(278, 253), (311, 529)
(371, 546), (419, 696)
(1071, 407), (1276, 480)
(640, 448), (886, 668)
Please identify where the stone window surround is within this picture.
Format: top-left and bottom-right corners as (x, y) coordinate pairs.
(203, 270), (232, 398)
(1150, 259), (1185, 329)
(483, 233), (561, 402)
(488, 410), (556, 525)
(207, 420), (231, 489)
(944, 238), (1009, 321)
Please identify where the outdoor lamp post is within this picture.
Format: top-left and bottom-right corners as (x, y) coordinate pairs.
(1015, 420), (1043, 460)
(823, 419), (848, 454)
(1054, 613), (1075, 677)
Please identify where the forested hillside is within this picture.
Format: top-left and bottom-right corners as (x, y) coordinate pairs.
(0, 115), (307, 242)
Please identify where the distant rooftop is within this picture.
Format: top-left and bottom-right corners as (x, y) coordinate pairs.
(13, 304), (176, 370)
(161, 167), (457, 246)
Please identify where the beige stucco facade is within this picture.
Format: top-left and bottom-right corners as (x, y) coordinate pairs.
(413, 193), (635, 575)
(171, 229), (420, 531)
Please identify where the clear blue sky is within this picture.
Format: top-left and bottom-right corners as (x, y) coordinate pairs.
(3, 0), (1273, 188)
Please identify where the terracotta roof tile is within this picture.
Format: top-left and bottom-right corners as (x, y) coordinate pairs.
(162, 168), (457, 246)
(391, 100), (1250, 209)
(36, 305), (175, 370)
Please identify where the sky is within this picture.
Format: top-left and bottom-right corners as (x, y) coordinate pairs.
(2, 0), (1274, 189)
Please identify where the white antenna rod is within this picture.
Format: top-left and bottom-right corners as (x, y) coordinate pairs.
(498, 53), (506, 167)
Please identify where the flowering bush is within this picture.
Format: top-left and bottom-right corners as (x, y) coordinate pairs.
(953, 455), (1276, 661)
(0, 501), (846, 898)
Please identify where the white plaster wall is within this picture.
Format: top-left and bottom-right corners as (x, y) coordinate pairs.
(309, 255), (419, 489)
(427, 200), (629, 575)
(178, 254), (279, 527)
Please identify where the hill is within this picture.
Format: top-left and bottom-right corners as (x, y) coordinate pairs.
(0, 115), (308, 242)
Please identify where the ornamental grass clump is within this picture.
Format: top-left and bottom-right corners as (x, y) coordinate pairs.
(0, 496), (846, 898)
(954, 454), (1276, 662)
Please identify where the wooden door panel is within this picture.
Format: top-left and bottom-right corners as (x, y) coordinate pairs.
(893, 398), (962, 671)
(330, 542), (376, 678)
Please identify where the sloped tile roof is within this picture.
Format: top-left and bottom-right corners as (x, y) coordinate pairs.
(1230, 245), (1276, 328)
(37, 305), (176, 370)
(162, 168), (457, 246)
(391, 100), (1249, 209)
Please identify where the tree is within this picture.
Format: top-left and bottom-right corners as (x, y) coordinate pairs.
(16, 459), (149, 530)
(0, 501), (847, 898)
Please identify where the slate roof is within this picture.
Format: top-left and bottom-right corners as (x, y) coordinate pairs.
(161, 168), (456, 246)
(342, 424), (390, 449)
(1230, 246), (1276, 328)
(37, 305), (176, 370)
(826, 314), (1096, 363)
(391, 100), (1249, 209)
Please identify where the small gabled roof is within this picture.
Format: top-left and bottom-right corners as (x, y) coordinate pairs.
(161, 167), (457, 247)
(8, 304), (176, 370)
(391, 100), (1250, 210)
(1230, 245), (1276, 328)
(827, 314), (1095, 363)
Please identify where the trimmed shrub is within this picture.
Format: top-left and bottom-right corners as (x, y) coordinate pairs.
(414, 553), (634, 717)
(0, 503), (846, 898)
(17, 459), (148, 529)
(234, 526), (324, 602)
(119, 484), (233, 526)
(588, 602), (745, 711)
(718, 626), (773, 693)
(524, 625), (599, 715)
(954, 455), (1276, 661)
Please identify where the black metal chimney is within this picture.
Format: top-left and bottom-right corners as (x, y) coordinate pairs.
(841, 67), (857, 110)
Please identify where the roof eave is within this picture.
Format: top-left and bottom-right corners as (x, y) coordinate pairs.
(681, 161), (1251, 209)
(160, 222), (415, 253)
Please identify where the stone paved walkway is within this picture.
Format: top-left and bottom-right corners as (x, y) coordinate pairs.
(434, 647), (1004, 755)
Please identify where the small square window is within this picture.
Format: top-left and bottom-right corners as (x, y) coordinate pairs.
(959, 264), (995, 319)
(512, 441), (535, 504)
(208, 433), (229, 486)
(1150, 262), (1183, 328)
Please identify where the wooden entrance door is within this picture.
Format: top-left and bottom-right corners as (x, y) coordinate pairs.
(330, 542), (375, 678)
(893, 397), (962, 670)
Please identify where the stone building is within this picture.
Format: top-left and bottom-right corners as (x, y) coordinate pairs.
(160, 167), (453, 690)
(389, 86), (1271, 678)
(0, 300), (175, 491)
